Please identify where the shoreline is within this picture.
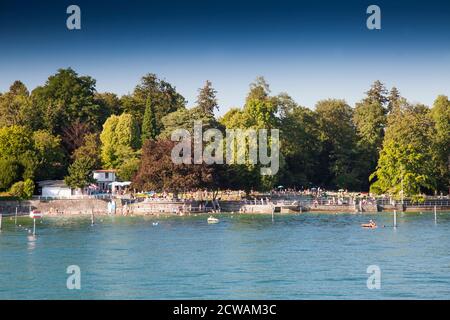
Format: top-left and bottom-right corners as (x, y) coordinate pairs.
(1, 198), (449, 218)
(3, 209), (449, 220)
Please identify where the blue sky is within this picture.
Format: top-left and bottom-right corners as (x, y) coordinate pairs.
(0, 0), (449, 114)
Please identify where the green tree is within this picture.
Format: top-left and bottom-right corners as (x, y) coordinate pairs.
(0, 125), (33, 158)
(387, 87), (401, 114)
(100, 113), (140, 168)
(370, 103), (436, 196)
(73, 133), (102, 169)
(430, 95), (450, 192)
(196, 80), (219, 115)
(100, 115), (120, 168)
(64, 157), (95, 190)
(141, 98), (158, 143)
(33, 130), (65, 181)
(365, 80), (388, 107)
(124, 73), (186, 135)
(117, 157), (141, 181)
(0, 125), (38, 182)
(31, 68), (101, 136)
(353, 83), (388, 190)
(218, 78), (280, 192)
(279, 104), (322, 187)
(315, 99), (360, 189)
(159, 106), (220, 139)
(94, 92), (122, 124)
(246, 76), (271, 103)
(0, 81), (37, 129)
(0, 158), (21, 191)
(115, 113), (140, 149)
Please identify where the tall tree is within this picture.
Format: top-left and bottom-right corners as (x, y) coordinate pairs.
(315, 99), (360, 189)
(353, 83), (389, 190)
(370, 103), (436, 196)
(0, 126), (40, 186)
(0, 81), (38, 129)
(279, 104), (322, 188)
(125, 73), (186, 135)
(73, 133), (102, 169)
(196, 80), (219, 115)
(387, 87), (401, 114)
(64, 157), (96, 190)
(31, 68), (101, 136)
(141, 98), (158, 143)
(100, 113), (140, 168)
(94, 92), (123, 124)
(365, 80), (388, 107)
(0, 158), (21, 191)
(246, 76), (270, 103)
(33, 130), (66, 181)
(430, 95), (450, 192)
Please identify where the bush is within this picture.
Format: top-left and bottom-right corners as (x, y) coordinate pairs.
(9, 179), (34, 199)
(0, 158), (21, 191)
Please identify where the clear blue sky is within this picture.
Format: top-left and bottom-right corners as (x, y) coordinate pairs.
(0, 0), (449, 114)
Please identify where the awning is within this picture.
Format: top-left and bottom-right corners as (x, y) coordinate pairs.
(109, 181), (132, 188)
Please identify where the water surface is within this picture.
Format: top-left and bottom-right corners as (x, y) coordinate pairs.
(1, 212), (449, 299)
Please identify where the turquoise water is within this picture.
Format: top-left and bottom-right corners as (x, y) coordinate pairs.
(1, 212), (450, 299)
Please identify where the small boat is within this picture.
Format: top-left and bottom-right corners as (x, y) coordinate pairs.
(207, 216), (219, 224)
(152, 222), (159, 226)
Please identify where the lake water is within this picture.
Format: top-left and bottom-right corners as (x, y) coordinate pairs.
(1, 212), (450, 299)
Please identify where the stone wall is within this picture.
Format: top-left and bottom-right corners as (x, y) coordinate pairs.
(0, 199), (110, 216)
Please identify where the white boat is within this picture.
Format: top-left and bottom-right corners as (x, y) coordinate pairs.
(207, 216), (219, 224)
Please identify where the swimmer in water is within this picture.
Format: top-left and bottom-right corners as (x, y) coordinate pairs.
(362, 219), (377, 228)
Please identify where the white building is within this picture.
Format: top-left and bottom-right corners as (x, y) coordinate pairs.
(93, 169), (117, 191)
(38, 180), (73, 198)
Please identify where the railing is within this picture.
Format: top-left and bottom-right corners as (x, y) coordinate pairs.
(376, 199), (450, 207)
(32, 194), (112, 200)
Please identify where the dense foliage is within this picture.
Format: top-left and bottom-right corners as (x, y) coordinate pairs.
(0, 69), (448, 197)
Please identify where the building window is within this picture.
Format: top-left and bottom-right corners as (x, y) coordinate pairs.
(105, 172), (109, 179)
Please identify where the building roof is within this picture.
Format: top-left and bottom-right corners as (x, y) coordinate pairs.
(93, 169), (117, 173)
(37, 180), (71, 188)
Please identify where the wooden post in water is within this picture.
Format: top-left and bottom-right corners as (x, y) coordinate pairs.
(32, 218), (36, 236)
(91, 208), (95, 226)
(393, 210), (397, 228)
(0, 213), (2, 231)
(434, 205), (437, 224)
(15, 207), (18, 226)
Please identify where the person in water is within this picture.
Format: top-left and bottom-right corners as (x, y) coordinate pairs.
(362, 219), (377, 228)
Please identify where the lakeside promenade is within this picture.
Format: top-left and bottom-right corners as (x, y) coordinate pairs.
(1, 193), (449, 217)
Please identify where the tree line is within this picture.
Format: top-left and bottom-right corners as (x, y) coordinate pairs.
(0, 68), (448, 198)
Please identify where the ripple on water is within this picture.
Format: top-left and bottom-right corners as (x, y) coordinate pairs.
(1, 212), (450, 299)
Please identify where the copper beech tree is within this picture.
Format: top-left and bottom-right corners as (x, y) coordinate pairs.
(132, 139), (214, 195)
